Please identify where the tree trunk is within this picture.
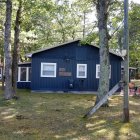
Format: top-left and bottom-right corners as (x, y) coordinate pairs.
(4, 0), (13, 99)
(123, 0), (129, 123)
(95, 0), (110, 105)
(1, 55), (5, 90)
(12, 0), (22, 95)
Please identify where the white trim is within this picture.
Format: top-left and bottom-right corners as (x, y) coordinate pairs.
(17, 81), (31, 83)
(96, 64), (111, 79)
(109, 65), (111, 79)
(18, 62), (31, 65)
(26, 67), (29, 81)
(41, 63), (57, 77)
(18, 67), (21, 81)
(77, 64), (87, 78)
(26, 39), (80, 58)
(27, 67), (31, 81)
(28, 67), (31, 81)
(96, 64), (100, 78)
(18, 67), (31, 82)
(25, 39), (122, 58)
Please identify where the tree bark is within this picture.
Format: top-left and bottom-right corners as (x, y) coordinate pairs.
(12, 0), (22, 95)
(123, 0), (129, 123)
(4, 0), (13, 99)
(95, 0), (111, 105)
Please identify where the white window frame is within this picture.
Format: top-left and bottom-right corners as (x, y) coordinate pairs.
(18, 67), (31, 82)
(41, 63), (57, 77)
(96, 64), (100, 79)
(96, 64), (111, 79)
(77, 64), (87, 78)
(28, 67), (32, 81)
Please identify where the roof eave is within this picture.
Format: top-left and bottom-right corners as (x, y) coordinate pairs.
(25, 39), (81, 58)
(25, 53), (32, 58)
(25, 39), (123, 59)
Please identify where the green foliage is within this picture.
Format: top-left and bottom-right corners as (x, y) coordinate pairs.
(0, 3), (5, 63)
(81, 32), (99, 45)
(129, 2), (140, 67)
(0, 0), (140, 66)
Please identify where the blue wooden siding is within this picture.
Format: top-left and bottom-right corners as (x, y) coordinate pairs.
(17, 82), (31, 89)
(110, 55), (121, 89)
(30, 41), (122, 92)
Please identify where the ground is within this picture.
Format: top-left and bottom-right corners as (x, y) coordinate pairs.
(0, 89), (140, 140)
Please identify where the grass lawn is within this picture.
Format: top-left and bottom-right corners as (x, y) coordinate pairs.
(0, 89), (140, 140)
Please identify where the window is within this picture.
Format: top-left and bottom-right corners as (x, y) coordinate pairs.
(96, 64), (111, 79)
(77, 64), (87, 78)
(41, 63), (56, 77)
(20, 67), (26, 81)
(18, 67), (31, 82)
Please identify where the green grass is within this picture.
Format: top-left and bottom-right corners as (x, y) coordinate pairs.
(0, 89), (140, 140)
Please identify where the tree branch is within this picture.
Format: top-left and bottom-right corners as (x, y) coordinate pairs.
(109, 21), (123, 40)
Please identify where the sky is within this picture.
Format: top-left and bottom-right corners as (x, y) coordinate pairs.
(131, 0), (140, 3)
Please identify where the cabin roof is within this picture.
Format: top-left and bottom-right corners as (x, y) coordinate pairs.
(25, 39), (123, 58)
(129, 67), (137, 70)
(18, 62), (31, 66)
(121, 66), (137, 70)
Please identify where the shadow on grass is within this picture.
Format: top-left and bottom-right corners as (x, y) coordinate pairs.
(0, 89), (140, 139)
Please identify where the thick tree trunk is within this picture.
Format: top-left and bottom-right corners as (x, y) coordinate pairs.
(4, 0), (13, 99)
(95, 0), (110, 105)
(12, 0), (22, 95)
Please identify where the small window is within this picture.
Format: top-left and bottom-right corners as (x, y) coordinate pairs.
(18, 67), (31, 82)
(41, 63), (56, 77)
(77, 64), (87, 78)
(96, 64), (111, 79)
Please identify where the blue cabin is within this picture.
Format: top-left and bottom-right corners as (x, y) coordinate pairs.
(17, 40), (122, 92)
